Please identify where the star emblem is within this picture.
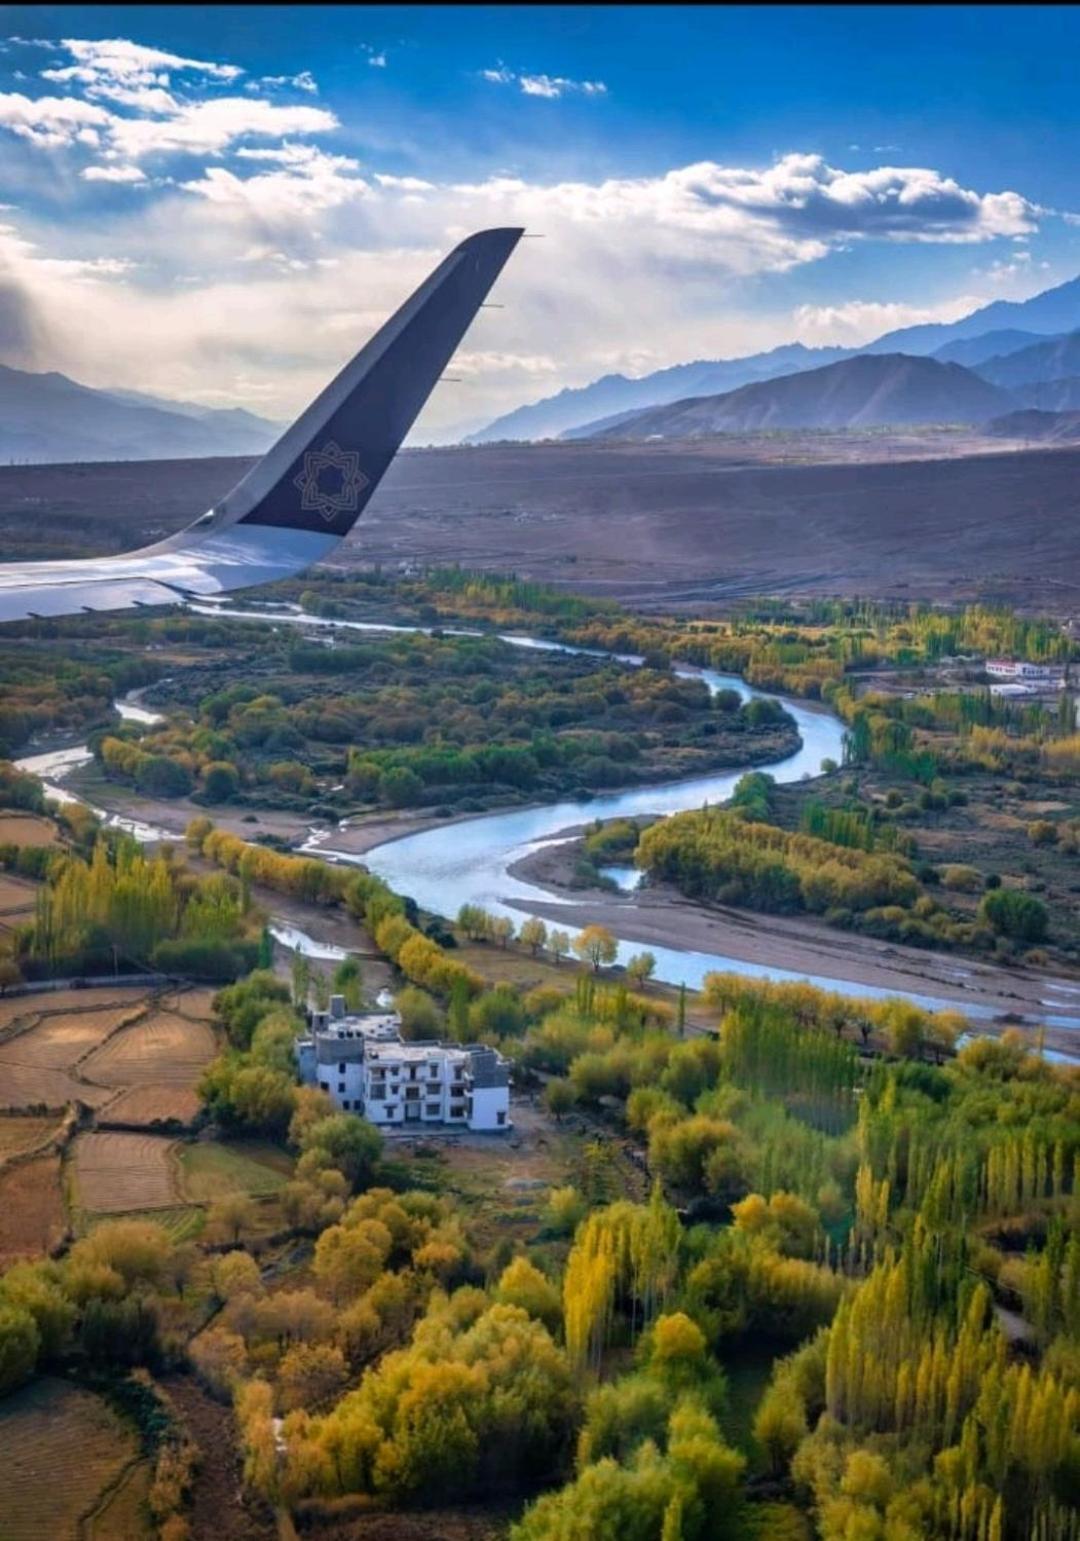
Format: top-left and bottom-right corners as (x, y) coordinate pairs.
(293, 440), (369, 523)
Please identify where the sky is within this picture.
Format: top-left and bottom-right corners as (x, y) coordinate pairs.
(1, 4), (1080, 438)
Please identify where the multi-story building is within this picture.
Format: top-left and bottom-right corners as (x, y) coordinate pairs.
(986, 659), (1066, 687)
(295, 995), (511, 1133)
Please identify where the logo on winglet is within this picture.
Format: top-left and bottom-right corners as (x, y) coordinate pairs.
(294, 440), (369, 523)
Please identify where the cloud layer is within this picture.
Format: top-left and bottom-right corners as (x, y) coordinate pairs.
(0, 33), (1058, 433)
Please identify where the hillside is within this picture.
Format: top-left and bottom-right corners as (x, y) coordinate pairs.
(471, 271), (1080, 444)
(578, 354), (1011, 440)
(975, 330), (1080, 388)
(0, 364), (280, 464)
(465, 343), (852, 443)
(985, 408), (1080, 442)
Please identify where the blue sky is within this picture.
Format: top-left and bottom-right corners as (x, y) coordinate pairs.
(0, 5), (1078, 435)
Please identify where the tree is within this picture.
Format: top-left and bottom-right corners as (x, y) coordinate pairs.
(332, 957), (363, 1012)
(201, 761), (239, 803)
(520, 917), (548, 956)
(980, 888), (1049, 943)
(0, 957), (22, 995)
(395, 985), (443, 1040)
(277, 1342), (348, 1412)
(490, 915), (515, 949)
(495, 1257), (562, 1334)
(544, 1078), (578, 1122)
(291, 952), (311, 1010)
(625, 951), (656, 989)
(299, 1113), (382, 1187)
(573, 925), (618, 973)
(206, 1194), (257, 1247)
(0, 1302), (39, 1394)
(549, 929), (570, 966)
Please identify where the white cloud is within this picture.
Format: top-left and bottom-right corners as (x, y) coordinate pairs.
(41, 37), (241, 94)
(183, 143), (365, 218)
(257, 70), (318, 95)
(0, 91), (110, 147)
(481, 67), (608, 99)
(792, 296), (982, 344)
(106, 96), (337, 160)
(80, 163), (146, 183)
(367, 52), (387, 69)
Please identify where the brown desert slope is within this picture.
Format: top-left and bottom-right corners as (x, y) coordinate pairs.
(0, 436), (1077, 610)
(581, 354), (1012, 440)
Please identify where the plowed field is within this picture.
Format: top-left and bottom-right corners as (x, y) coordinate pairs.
(73, 1130), (178, 1213)
(80, 1011), (217, 1087)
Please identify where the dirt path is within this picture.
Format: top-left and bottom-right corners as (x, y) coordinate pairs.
(161, 1374), (276, 1541)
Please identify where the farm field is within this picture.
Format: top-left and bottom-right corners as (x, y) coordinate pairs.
(177, 1140), (291, 1203)
(162, 985), (218, 1019)
(80, 1010), (217, 1088)
(73, 1130), (178, 1214)
(0, 811), (60, 847)
(0, 872), (42, 925)
(0, 1111), (62, 1160)
(0, 1377), (141, 1541)
(0, 1058), (115, 1111)
(0, 1152), (66, 1263)
(0, 1001), (148, 1067)
(0, 985), (150, 1030)
(100, 1081), (201, 1127)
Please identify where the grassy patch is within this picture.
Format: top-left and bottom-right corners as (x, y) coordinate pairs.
(177, 1140), (291, 1203)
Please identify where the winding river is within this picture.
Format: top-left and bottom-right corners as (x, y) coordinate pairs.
(13, 604), (1080, 1042)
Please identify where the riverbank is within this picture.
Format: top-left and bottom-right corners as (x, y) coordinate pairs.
(505, 837), (1080, 1049)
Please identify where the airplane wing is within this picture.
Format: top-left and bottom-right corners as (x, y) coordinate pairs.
(0, 227), (523, 623)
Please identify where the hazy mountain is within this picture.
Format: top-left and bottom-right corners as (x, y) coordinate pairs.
(974, 331), (1080, 388)
(931, 330), (1052, 368)
(579, 354), (1012, 440)
(0, 364), (281, 465)
(465, 343), (853, 443)
(1008, 375), (1080, 412)
(470, 272), (1080, 444)
(863, 274), (1080, 357)
(985, 408), (1080, 442)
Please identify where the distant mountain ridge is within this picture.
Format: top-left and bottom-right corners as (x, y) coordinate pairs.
(0, 364), (282, 465)
(471, 271), (1080, 444)
(577, 354), (1013, 441)
(465, 343), (854, 443)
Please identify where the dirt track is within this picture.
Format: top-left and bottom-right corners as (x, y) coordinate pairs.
(3, 437), (1080, 611)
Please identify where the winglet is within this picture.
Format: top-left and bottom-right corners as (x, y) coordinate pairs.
(204, 228), (523, 538)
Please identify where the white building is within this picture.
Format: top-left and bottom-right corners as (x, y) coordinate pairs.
(985, 659), (1066, 688)
(295, 995), (511, 1132)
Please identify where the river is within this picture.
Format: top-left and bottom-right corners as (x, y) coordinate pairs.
(13, 604), (1080, 1042)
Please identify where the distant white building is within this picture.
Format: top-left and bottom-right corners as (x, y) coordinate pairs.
(295, 995), (511, 1132)
(986, 659), (1065, 688)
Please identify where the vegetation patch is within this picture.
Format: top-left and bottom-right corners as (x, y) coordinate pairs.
(177, 1139), (291, 1203)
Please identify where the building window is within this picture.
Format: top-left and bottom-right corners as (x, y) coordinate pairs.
(385, 1105), (398, 1116)
(369, 1085), (386, 1101)
(341, 1099), (350, 1110)
(338, 1082), (345, 1094)
(426, 1102), (441, 1115)
(339, 1062), (346, 1074)
(497, 1110), (506, 1126)
(319, 1081), (329, 1092)
(405, 1086), (420, 1100)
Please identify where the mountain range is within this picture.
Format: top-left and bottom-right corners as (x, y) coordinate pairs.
(0, 365), (281, 465)
(472, 272), (1080, 444)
